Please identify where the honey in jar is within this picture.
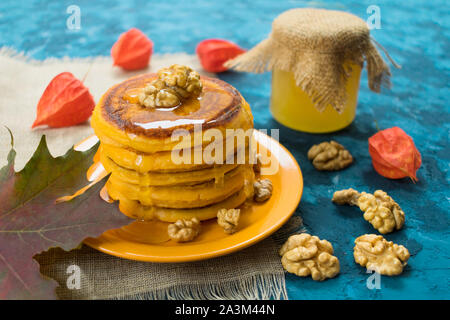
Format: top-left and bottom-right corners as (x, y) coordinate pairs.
(226, 8), (395, 133)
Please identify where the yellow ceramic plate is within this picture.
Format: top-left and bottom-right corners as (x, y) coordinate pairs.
(76, 131), (303, 262)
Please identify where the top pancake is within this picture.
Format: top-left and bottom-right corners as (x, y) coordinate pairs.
(91, 73), (254, 153)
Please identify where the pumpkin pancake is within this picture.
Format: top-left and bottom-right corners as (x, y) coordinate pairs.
(107, 181), (255, 222)
(99, 135), (253, 173)
(91, 74), (254, 153)
(105, 165), (254, 208)
(100, 151), (239, 187)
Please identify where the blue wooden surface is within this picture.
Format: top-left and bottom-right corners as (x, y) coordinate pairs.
(1, 0), (448, 299)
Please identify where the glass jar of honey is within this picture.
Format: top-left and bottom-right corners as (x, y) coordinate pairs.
(226, 8), (394, 133)
(270, 62), (362, 133)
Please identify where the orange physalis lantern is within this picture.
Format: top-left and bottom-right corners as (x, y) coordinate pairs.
(111, 28), (153, 70)
(32, 72), (95, 128)
(369, 127), (422, 181)
(196, 39), (246, 73)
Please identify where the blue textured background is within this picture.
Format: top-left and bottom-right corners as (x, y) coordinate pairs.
(1, 0), (448, 299)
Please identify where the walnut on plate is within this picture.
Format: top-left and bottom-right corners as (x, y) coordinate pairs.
(139, 64), (202, 108)
(217, 208), (240, 234)
(307, 141), (353, 171)
(253, 178), (273, 202)
(279, 233), (340, 281)
(332, 188), (405, 234)
(168, 218), (201, 242)
(354, 234), (410, 276)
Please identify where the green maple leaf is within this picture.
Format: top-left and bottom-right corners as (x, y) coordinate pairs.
(0, 130), (131, 299)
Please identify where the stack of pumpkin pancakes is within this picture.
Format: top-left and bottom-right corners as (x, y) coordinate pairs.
(91, 72), (255, 223)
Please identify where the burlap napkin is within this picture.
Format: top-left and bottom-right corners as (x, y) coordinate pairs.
(0, 48), (301, 299)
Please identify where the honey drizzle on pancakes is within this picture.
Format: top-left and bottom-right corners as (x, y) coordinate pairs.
(99, 74), (241, 139)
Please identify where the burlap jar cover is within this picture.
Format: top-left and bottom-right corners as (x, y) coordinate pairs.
(226, 8), (399, 113)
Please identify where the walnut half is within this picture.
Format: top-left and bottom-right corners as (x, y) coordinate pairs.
(253, 178), (273, 202)
(139, 64), (202, 108)
(354, 234), (410, 276)
(217, 208), (240, 234)
(332, 188), (405, 234)
(307, 141), (353, 171)
(279, 233), (340, 281)
(358, 190), (405, 234)
(332, 188), (360, 205)
(168, 218), (201, 242)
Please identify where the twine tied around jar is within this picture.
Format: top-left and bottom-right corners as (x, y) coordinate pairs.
(225, 8), (400, 113)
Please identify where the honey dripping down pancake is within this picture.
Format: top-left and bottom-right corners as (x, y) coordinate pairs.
(91, 65), (256, 223)
(100, 151), (240, 186)
(99, 137), (251, 173)
(107, 181), (255, 222)
(105, 165), (252, 208)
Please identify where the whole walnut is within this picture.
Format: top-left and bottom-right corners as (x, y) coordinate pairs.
(354, 234), (410, 276)
(168, 218), (201, 242)
(332, 188), (405, 234)
(307, 141), (353, 171)
(279, 233), (340, 281)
